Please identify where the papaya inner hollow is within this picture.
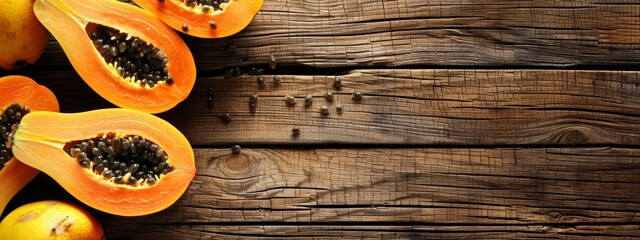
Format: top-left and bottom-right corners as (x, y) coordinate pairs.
(64, 133), (174, 187)
(0, 103), (30, 172)
(180, 0), (230, 12)
(85, 23), (174, 88)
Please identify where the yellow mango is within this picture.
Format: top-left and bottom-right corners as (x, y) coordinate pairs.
(0, 200), (104, 240)
(0, 0), (50, 70)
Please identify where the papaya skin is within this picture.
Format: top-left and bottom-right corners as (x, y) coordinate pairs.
(133, 0), (263, 38)
(0, 75), (59, 216)
(0, 200), (105, 240)
(33, 0), (196, 113)
(10, 108), (196, 216)
(0, 0), (50, 70)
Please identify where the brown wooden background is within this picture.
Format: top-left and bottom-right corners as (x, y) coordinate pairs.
(3, 0), (640, 239)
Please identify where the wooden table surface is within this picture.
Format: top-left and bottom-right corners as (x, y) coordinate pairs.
(3, 0), (640, 239)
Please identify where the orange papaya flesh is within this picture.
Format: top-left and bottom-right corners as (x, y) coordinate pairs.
(10, 108), (195, 216)
(0, 75), (59, 216)
(34, 0), (196, 113)
(133, 0), (263, 38)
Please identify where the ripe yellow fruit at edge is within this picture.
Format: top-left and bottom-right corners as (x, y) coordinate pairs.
(0, 200), (105, 240)
(0, 0), (50, 70)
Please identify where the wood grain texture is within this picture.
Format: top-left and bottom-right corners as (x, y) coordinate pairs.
(2, 0), (638, 239)
(35, 0), (640, 69)
(95, 147), (640, 239)
(25, 69), (640, 146)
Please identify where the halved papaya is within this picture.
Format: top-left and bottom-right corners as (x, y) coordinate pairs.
(132, 0), (263, 38)
(9, 108), (195, 216)
(0, 75), (59, 216)
(33, 0), (196, 113)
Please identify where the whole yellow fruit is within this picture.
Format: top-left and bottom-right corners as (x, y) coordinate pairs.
(0, 200), (105, 240)
(0, 0), (50, 70)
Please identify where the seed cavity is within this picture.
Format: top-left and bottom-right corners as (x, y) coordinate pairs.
(184, 0), (229, 12)
(66, 134), (173, 186)
(1, 103), (30, 172)
(90, 25), (173, 88)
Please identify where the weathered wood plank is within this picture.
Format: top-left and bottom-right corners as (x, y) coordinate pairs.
(23, 69), (640, 146)
(103, 224), (640, 239)
(35, 0), (640, 69)
(84, 147), (640, 239)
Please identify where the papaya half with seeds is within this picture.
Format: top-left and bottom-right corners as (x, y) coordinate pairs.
(9, 108), (196, 216)
(33, 0), (196, 114)
(133, 0), (263, 38)
(0, 75), (59, 216)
